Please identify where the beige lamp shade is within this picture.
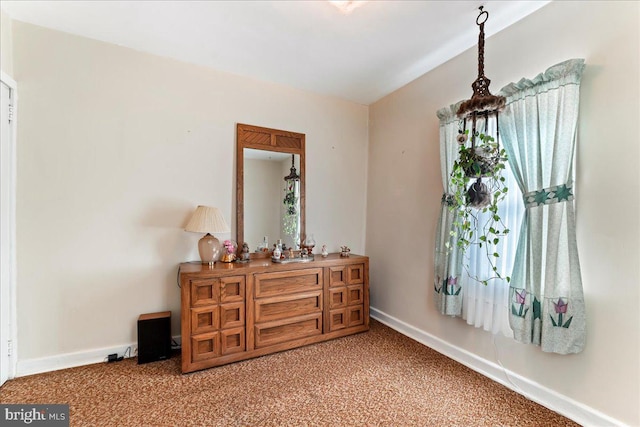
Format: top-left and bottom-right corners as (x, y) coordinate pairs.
(185, 206), (230, 234)
(185, 206), (230, 265)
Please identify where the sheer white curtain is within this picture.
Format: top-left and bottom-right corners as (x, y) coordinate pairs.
(461, 164), (524, 335)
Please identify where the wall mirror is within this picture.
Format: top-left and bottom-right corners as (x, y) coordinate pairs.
(236, 123), (305, 255)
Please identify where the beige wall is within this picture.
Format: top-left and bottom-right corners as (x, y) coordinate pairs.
(1, 10), (13, 76)
(244, 158), (282, 250)
(12, 21), (368, 359)
(367, 1), (639, 425)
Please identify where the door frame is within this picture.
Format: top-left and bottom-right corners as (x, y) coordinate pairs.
(1, 70), (18, 384)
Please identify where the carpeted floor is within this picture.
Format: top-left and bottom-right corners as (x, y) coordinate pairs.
(0, 320), (578, 426)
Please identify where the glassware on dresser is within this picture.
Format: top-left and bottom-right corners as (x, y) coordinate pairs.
(303, 234), (316, 254)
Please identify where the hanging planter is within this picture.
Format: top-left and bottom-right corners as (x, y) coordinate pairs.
(282, 154), (300, 239)
(457, 132), (500, 178)
(446, 7), (511, 285)
(282, 181), (299, 235)
(449, 132), (510, 285)
(466, 177), (491, 209)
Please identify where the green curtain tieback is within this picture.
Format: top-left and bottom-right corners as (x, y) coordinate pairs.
(523, 183), (573, 208)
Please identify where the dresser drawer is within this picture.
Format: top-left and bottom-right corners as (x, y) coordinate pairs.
(329, 287), (347, 308)
(328, 266), (347, 288)
(220, 276), (246, 303)
(254, 313), (322, 348)
(191, 303), (245, 334)
(190, 278), (219, 307)
(255, 291), (322, 323)
(329, 308), (347, 331)
(254, 268), (322, 298)
(329, 305), (364, 331)
(347, 264), (365, 285)
(191, 306), (220, 335)
(220, 302), (245, 329)
(347, 284), (364, 305)
(191, 332), (220, 362)
(347, 306), (364, 327)
(220, 327), (245, 355)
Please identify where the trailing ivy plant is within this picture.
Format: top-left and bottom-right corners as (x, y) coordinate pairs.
(447, 129), (511, 285)
(282, 181), (298, 237)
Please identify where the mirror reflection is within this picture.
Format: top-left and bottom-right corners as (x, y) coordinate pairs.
(236, 123), (305, 258)
(243, 149), (301, 252)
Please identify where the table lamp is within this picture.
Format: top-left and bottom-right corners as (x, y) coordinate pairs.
(185, 206), (230, 266)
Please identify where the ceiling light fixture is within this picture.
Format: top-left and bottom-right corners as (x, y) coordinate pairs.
(328, 1), (368, 14)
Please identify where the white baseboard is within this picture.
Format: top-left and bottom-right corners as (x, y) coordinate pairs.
(370, 307), (624, 427)
(16, 336), (181, 378)
(16, 343), (137, 377)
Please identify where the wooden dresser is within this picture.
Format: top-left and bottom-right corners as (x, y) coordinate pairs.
(179, 254), (369, 373)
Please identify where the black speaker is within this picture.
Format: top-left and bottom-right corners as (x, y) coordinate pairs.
(137, 311), (171, 364)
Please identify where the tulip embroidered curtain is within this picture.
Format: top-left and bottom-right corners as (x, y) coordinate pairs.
(433, 102), (465, 317)
(498, 58), (586, 354)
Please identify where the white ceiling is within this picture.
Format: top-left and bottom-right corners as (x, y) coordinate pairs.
(0, 0), (550, 105)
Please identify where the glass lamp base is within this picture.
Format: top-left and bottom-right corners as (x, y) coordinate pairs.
(198, 233), (222, 264)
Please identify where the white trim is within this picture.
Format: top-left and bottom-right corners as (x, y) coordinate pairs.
(370, 307), (625, 427)
(16, 335), (181, 377)
(17, 344), (138, 377)
(0, 70), (18, 383)
(0, 71), (16, 90)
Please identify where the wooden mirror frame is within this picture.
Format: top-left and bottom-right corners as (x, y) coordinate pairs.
(236, 123), (305, 256)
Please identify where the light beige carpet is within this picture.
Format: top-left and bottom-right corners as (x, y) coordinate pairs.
(0, 320), (578, 426)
